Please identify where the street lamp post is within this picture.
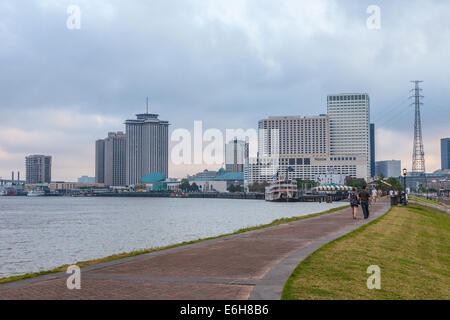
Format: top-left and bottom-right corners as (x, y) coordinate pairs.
(402, 168), (408, 205)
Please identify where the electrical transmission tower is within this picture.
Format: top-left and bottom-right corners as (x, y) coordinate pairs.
(410, 80), (425, 175)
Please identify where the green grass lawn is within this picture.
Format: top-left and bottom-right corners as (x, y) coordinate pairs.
(282, 205), (450, 300)
(410, 196), (444, 207)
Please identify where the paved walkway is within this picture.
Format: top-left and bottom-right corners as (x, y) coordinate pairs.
(0, 199), (390, 300)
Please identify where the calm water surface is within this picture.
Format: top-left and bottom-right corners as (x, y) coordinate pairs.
(0, 197), (344, 278)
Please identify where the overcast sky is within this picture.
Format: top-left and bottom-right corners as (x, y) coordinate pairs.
(0, 0), (449, 181)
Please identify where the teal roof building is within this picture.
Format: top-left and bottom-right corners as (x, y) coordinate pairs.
(140, 173), (165, 184)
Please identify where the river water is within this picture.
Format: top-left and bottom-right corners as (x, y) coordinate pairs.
(0, 197), (344, 278)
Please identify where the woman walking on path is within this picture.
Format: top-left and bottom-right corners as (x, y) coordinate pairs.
(348, 187), (360, 219)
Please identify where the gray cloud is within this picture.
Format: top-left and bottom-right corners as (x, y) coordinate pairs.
(0, 0), (449, 180)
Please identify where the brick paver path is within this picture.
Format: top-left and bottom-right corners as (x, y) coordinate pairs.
(0, 199), (390, 300)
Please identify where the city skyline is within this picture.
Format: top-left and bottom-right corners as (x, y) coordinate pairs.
(1, 1), (449, 180)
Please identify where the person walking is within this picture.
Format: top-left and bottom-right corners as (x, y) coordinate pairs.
(348, 187), (359, 219)
(371, 188), (377, 205)
(359, 186), (371, 219)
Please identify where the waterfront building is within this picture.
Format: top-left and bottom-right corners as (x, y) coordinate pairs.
(25, 155), (52, 184)
(327, 93), (371, 179)
(314, 172), (346, 185)
(49, 182), (105, 192)
(96, 132), (127, 187)
(187, 169), (219, 180)
(245, 114), (368, 183)
(225, 139), (249, 173)
(187, 169), (244, 192)
(95, 139), (105, 183)
(125, 113), (169, 185)
(375, 160), (401, 178)
(441, 138), (450, 170)
(401, 171), (450, 191)
(370, 123), (375, 178)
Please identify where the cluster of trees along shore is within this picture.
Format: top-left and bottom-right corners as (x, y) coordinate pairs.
(178, 176), (406, 194)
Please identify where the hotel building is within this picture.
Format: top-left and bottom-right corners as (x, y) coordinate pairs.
(25, 155), (52, 184)
(125, 113), (169, 185)
(245, 115), (368, 183)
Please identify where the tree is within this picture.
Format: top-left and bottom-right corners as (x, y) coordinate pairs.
(179, 179), (190, 192)
(249, 181), (270, 192)
(228, 184), (244, 193)
(345, 178), (367, 190)
(190, 182), (199, 192)
(386, 177), (403, 191)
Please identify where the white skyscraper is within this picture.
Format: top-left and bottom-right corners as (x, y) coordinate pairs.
(327, 93), (371, 179)
(125, 113), (169, 185)
(245, 114), (368, 183)
(225, 139), (249, 172)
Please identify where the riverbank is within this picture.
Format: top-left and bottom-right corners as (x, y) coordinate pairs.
(0, 204), (349, 285)
(282, 205), (450, 300)
(0, 201), (391, 300)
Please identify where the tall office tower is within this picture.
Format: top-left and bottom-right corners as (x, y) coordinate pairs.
(327, 93), (371, 180)
(375, 160), (401, 178)
(103, 132), (127, 187)
(225, 139), (249, 172)
(25, 155), (52, 184)
(441, 138), (450, 170)
(411, 81), (426, 175)
(125, 113), (169, 185)
(370, 123), (375, 178)
(95, 139), (105, 183)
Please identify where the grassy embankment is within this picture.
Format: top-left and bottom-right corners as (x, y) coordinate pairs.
(410, 196), (445, 207)
(282, 205), (450, 300)
(0, 204), (349, 285)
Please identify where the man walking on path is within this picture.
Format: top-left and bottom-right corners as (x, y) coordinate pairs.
(359, 186), (371, 219)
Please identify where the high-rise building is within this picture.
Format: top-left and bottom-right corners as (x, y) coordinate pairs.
(125, 113), (169, 185)
(258, 115), (329, 157)
(441, 138), (450, 170)
(327, 93), (371, 179)
(25, 155), (52, 184)
(245, 115), (367, 183)
(370, 123), (375, 178)
(96, 132), (127, 187)
(95, 139), (105, 183)
(104, 132), (127, 187)
(225, 139), (249, 172)
(375, 160), (401, 178)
